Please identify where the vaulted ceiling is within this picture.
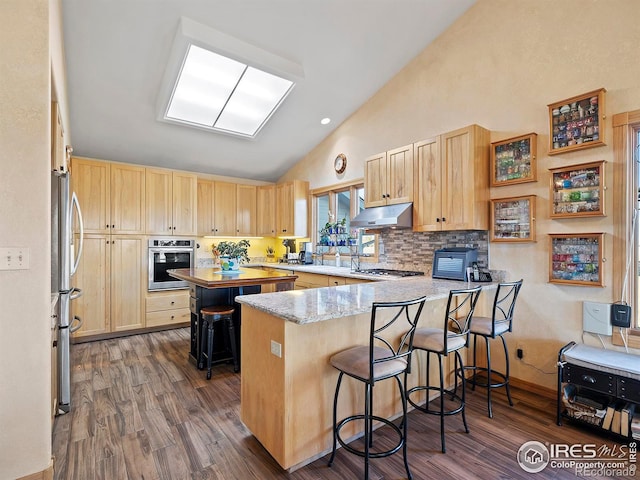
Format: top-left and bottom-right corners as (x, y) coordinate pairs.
(62, 0), (476, 181)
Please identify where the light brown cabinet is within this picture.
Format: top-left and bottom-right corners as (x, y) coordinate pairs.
(71, 157), (146, 234)
(364, 144), (413, 207)
(146, 168), (197, 235)
(413, 125), (490, 232)
(276, 180), (309, 237)
(213, 181), (237, 236)
(237, 184), (257, 236)
(145, 291), (190, 328)
(257, 185), (277, 237)
(72, 234), (145, 338)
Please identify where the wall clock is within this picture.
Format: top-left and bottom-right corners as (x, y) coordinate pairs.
(334, 153), (347, 174)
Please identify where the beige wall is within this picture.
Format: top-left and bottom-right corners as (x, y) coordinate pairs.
(281, 0), (640, 389)
(0, 0), (65, 478)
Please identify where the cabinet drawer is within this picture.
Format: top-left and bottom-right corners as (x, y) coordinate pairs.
(564, 364), (615, 395)
(327, 276), (346, 286)
(146, 292), (190, 312)
(618, 377), (640, 403)
(296, 272), (328, 288)
(146, 308), (191, 327)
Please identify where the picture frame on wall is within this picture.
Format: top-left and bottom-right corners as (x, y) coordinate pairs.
(549, 233), (604, 287)
(548, 88), (606, 156)
(549, 160), (605, 218)
(490, 133), (537, 187)
(490, 195), (536, 242)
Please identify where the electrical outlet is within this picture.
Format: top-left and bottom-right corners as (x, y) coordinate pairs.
(0, 247), (30, 270)
(270, 340), (282, 358)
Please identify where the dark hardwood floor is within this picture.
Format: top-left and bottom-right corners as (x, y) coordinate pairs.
(52, 328), (634, 479)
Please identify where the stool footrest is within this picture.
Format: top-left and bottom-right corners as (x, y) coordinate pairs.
(462, 366), (508, 389)
(407, 385), (465, 416)
(335, 414), (404, 459)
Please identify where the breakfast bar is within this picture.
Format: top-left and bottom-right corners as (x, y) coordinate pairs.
(235, 276), (497, 471)
(168, 267), (298, 369)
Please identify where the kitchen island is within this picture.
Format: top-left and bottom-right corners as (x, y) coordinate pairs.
(235, 276), (498, 471)
(168, 267), (298, 369)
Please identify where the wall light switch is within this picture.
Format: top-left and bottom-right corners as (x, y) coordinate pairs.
(270, 340), (282, 358)
(0, 247), (30, 270)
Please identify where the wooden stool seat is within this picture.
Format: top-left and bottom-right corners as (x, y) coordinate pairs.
(201, 305), (235, 317)
(200, 305), (238, 379)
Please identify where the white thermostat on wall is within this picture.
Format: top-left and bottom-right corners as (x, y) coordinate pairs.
(582, 301), (613, 336)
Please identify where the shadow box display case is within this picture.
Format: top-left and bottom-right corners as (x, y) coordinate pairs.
(490, 133), (537, 187)
(490, 195), (536, 242)
(548, 88), (606, 156)
(549, 161), (605, 218)
(549, 233), (604, 287)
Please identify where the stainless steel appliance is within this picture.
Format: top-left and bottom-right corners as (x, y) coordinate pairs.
(432, 247), (478, 281)
(353, 268), (424, 277)
(299, 241), (314, 264)
(52, 169), (84, 414)
(148, 238), (195, 291)
(350, 202), (413, 229)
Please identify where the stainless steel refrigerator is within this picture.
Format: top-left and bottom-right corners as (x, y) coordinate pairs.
(51, 169), (84, 414)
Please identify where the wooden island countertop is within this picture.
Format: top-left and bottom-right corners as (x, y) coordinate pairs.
(167, 267), (298, 289)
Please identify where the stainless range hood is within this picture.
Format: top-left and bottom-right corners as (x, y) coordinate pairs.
(350, 202), (413, 229)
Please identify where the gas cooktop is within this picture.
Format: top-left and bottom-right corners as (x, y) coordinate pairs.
(353, 268), (425, 277)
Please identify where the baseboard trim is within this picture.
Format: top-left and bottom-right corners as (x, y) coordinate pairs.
(71, 323), (189, 344)
(510, 376), (556, 400)
(18, 458), (53, 480)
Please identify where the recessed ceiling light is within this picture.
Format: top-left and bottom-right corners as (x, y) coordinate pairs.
(158, 18), (304, 139)
(320, 117), (331, 125)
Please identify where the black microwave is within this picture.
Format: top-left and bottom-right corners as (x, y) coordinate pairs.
(432, 247), (478, 281)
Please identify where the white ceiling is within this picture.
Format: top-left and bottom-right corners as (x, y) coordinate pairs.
(61, 0), (475, 182)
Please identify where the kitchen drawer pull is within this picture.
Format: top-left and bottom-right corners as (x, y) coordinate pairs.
(581, 374), (596, 384)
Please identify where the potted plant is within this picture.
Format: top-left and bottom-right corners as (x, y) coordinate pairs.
(213, 240), (251, 271)
(266, 246), (275, 262)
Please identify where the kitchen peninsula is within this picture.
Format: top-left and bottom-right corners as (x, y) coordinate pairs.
(235, 277), (497, 471)
(168, 267), (298, 369)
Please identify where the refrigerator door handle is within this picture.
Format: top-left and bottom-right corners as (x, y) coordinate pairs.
(70, 287), (83, 300)
(71, 191), (84, 276)
(69, 315), (83, 334)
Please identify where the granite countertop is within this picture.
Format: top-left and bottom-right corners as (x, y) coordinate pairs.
(235, 276), (498, 325)
(248, 263), (396, 281)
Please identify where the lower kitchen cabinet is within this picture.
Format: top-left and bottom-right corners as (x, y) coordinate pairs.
(145, 290), (190, 328)
(72, 234), (145, 339)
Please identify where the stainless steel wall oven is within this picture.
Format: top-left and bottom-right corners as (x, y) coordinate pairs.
(148, 238), (195, 291)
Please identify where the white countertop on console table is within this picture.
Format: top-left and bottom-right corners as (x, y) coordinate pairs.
(236, 277), (497, 325)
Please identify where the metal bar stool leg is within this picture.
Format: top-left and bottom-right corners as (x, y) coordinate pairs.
(328, 372), (344, 466)
(457, 350), (469, 433)
(485, 336), (493, 418)
(206, 319), (215, 380)
(438, 353), (445, 453)
(501, 335), (514, 406)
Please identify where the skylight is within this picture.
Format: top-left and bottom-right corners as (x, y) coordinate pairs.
(158, 18), (303, 139)
(166, 44), (294, 137)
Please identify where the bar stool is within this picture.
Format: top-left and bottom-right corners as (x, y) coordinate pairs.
(405, 286), (481, 453)
(200, 305), (238, 379)
(466, 280), (523, 418)
(328, 296), (427, 480)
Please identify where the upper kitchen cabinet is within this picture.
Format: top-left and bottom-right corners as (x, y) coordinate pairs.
(197, 179), (214, 236)
(364, 144), (413, 207)
(237, 184), (257, 236)
(257, 184), (277, 237)
(214, 181), (237, 236)
(413, 125), (490, 232)
(71, 157), (145, 234)
(276, 180), (309, 237)
(146, 168), (197, 236)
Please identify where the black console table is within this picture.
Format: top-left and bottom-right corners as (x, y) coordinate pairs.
(557, 341), (640, 440)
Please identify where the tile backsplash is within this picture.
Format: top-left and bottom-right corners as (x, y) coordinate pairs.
(363, 229), (488, 273)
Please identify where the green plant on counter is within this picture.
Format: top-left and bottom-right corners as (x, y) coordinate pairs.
(213, 240), (251, 264)
(266, 246), (275, 257)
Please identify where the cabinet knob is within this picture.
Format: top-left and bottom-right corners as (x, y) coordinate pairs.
(581, 375), (596, 384)
(172, 226), (176, 230)
(171, 301), (175, 305)
(171, 315), (174, 319)
(436, 218), (440, 222)
(112, 224), (115, 228)
(442, 217), (446, 222)
(106, 224), (110, 228)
